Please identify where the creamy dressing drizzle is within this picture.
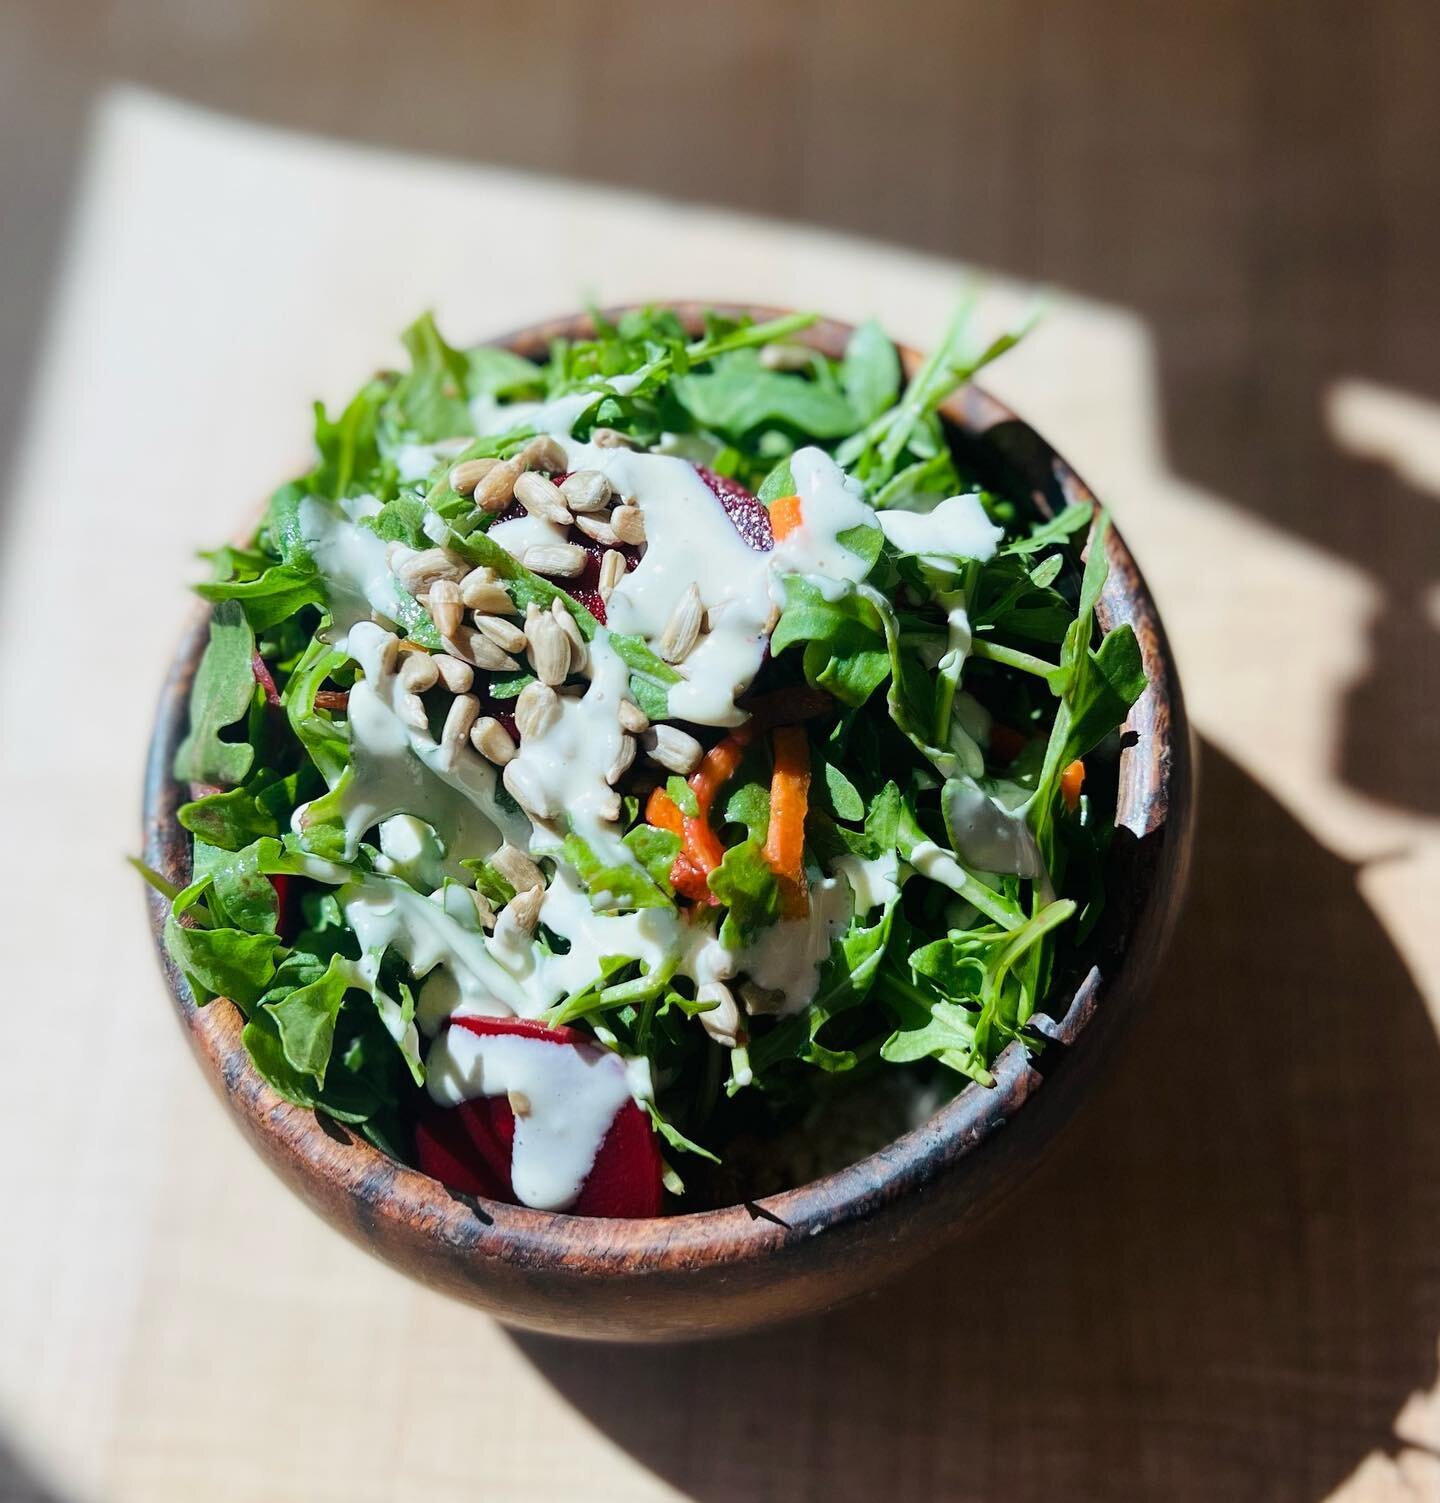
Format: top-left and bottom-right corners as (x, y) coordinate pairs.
(298, 495), (408, 648)
(425, 1025), (650, 1211)
(735, 875), (855, 1016)
(876, 493), (1004, 562)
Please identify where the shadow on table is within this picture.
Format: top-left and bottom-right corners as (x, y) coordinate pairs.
(513, 743), (1440, 1503)
(0, 1433), (67, 1503)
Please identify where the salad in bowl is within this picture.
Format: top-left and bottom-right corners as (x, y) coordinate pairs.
(144, 304), (1148, 1220)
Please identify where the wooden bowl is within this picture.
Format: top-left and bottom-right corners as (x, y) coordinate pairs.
(142, 304), (1194, 1342)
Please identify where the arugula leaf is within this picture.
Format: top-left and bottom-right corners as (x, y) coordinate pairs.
(310, 379), (394, 501)
(840, 320), (903, 427)
(262, 952), (354, 1085)
(672, 351), (857, 440)
(665, 776), (700, 817)
(178, 770), (303, 851)
(173, 602), (257, 786)
(770, 576), (891, 708)
(622, 824), (681, 893)
(561, 832), (674, 912)
(707, 838), (781, 948)
(164, 914), (279, 1011)
(384, 312), (474, 441)
(821, 761), (865, 822)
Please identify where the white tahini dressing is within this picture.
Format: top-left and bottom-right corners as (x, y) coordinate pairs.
(735, 875), (855, 1016)
(876, 492), (1004, 563)
(425, 1024), (649, 1211)
(298, 495), (409, 648)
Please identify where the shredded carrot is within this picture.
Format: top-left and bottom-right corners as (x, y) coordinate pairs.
(763, 725), (811, 918)
(644, 785), (685, 836)
(1061, 759), (1086, 812)
(768, 494), (803, 540)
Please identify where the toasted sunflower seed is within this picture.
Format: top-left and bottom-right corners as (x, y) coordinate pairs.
(448, 456), (499, 496)
(697, 981), (744, 1046)
(606, 734), (636, 786)
(474, 457), (522, 514)
(610, 504), (646, 546)
(460, 573), (516, 614)
(758, 341), (815, 372)
(391, 545), (468, 595)
(491, 843), (544, 892)
(439, 694), (480, 764)
(591, 427), (635, 449)
(443, 628), (519, 672)
(470, 715), (518, 765)
(617, 699), (649, 734)
(598, 548), (627, 601)
(433, 654), (474, 693)
(508, 1089), (533, 1117)
(470, 887), (496, 930)
(574, 513), (619, 547)
(558, 469), (613, 512)
(526, 610), (571, 686)
(514, 469), (573, 525)
(642, 723), (703, 775)
(516, 435), (567, 474)
(473, 613), (528, 654)
(502, 760), (561, 820)
(374, 632), (401, 678)
(501, 882), (545, 933)
(657, 582), (703, 664)
(398, 691), (429, 732)
(514, 680), (561, 740)
(521, 542), (588, 578)
(596, 789), (622, 822)
(549, 597), (586, 673)
(426, 577), (464, 638)
(398, 651), (439, 692)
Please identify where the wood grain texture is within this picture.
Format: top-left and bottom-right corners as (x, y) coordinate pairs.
(142, 305), (1193, 1342)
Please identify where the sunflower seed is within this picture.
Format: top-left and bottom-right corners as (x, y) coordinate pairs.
(398, 651), (439, 692)
(443, 628), (519, 672)
(516, 435), (567, 474)
(525, 610), (572, 686)
(470, 715), (518, 765)
(550, 597), (587, 672)
(598, 548), (627, 602)
(491, 843), (545, 893)
(448, 457), (499, 496)
(642, 723), (703, 775)
(574, 513), (619, 547)
(426, 577), (464, 638)
(398, 692), (429, 732)
(374, 632), (401, 678)
(501, 882), (545, 933)
(473, 613), (528, 654)
(617, 699), (649, 734)
(460, 572), (516, 614)
(439, 694), (480, 765)
(758, 341), (815, 372)
(606, 734), (636, 785)
(508, 1089), (533, 1118)
(657, 582), (703, 664)
(591, 427), (635, 449)
(610, 504), (646, 546)
(697, 981), (744, 1046)
(474, 457), (522, 514)
(558, 469), (613, 513)
(391, 545), (468, 595)
(740, 980), (787, 1017)
(433, 653), (474, 693)
(514, 680), (561, 740)
(521, 542), (588, 578)
(514, 470), (573, 525)
(502, 759), (561, 820)
(469, 887), (496, 930)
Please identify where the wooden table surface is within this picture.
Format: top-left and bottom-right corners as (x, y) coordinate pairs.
(1, 70), (1437, 1503)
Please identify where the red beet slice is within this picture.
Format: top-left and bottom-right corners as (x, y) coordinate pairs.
(695, 466), (773, 552)
(414, 1016), (663, 1218)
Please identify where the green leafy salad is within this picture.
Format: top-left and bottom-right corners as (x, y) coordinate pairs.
(143, 304), (1147, 1217)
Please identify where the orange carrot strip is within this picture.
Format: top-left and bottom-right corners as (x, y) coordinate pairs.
(1061, 759), (1086, 812)
(645, 785), (685, 837)
(768, 494), (803, 540)
(763, 725), (811, 918)
(678, 726), (756, 882)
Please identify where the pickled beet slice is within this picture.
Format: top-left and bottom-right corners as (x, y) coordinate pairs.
(695, 466), (773, 551)
(414, 1016), (664, 1218)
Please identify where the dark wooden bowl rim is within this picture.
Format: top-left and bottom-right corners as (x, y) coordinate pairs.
(143, 302), (1189, 1286)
